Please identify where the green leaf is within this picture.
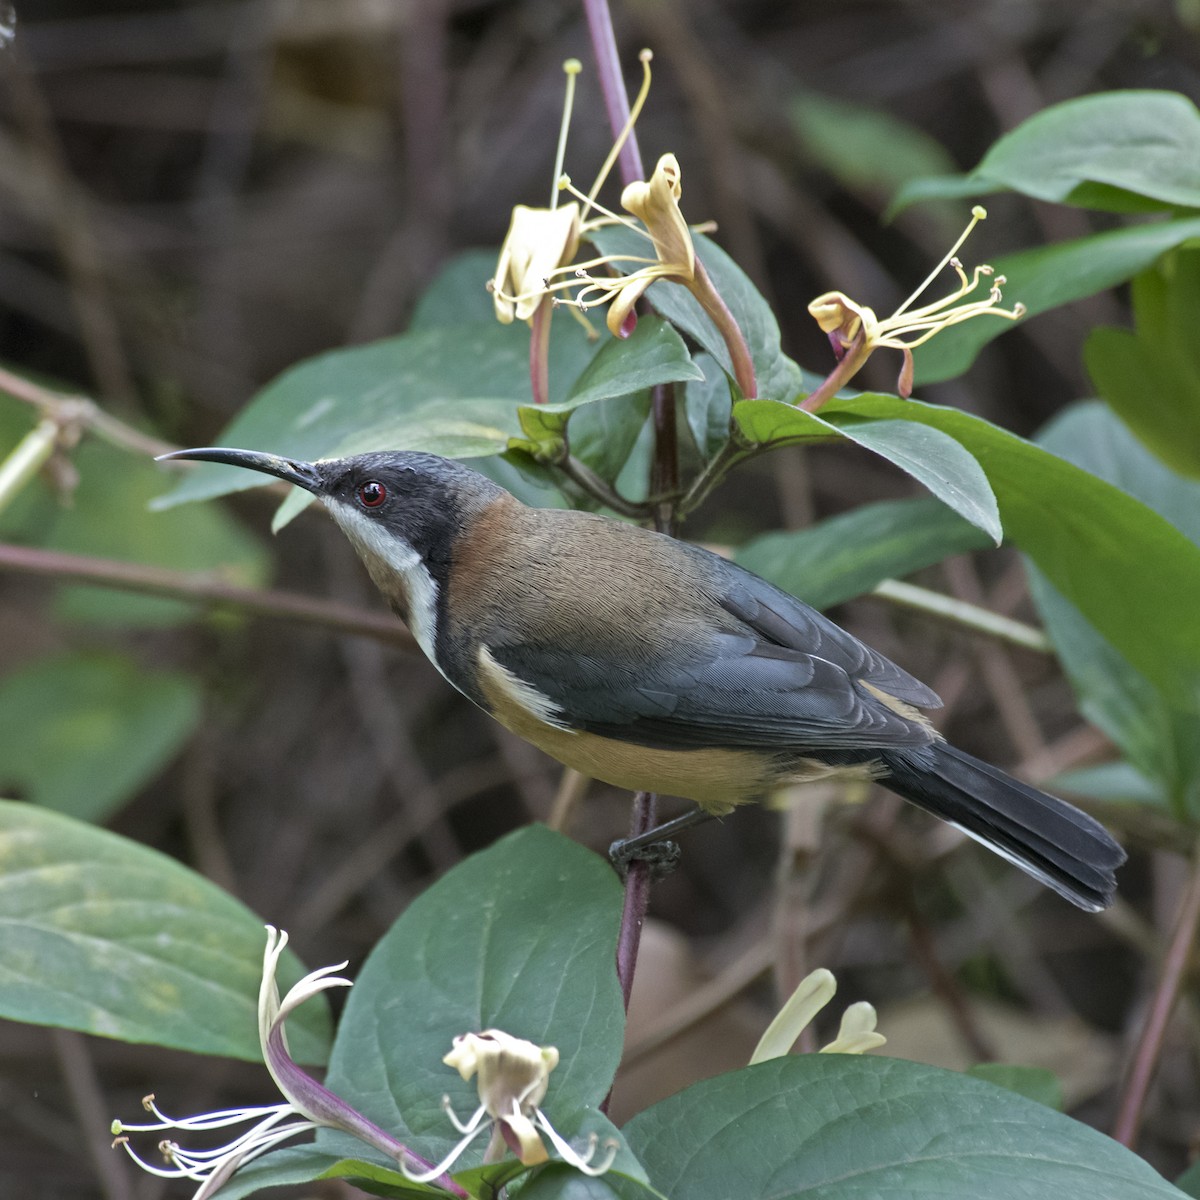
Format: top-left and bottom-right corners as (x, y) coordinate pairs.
(0, 800), (330, 1061)
(408, 249), (499, 331)
(1085, 246), (1200, 478)
(731, 401), (1001, 542)
(512, 315), (701, 484)
(155, 320), (597, 511)
(565, 315), (703, 407)
(0, 651), (201, 823)
(892, 91), (1200, 216)
(587, 227), (804, 402)
(735, 393), (1200, 710)
(736, 496), (991, 611)
(1028, 403), (1200, 814)
(205, 1141), (450, 1200)
(0, 410), (268, 627)
(973, 91), (1200, 211)
(912, 216), (1200, 385)
(886, 172), (1003, 220)
(323, 826), (635, 1176)
(966, 1063), (1063, 1110)
(791, 91), (958, 228)
(683, 353), (734, 461)
(1052, 762), (1162, 807)
(567, 391), (654, 489)
(1175, 1161), (1200, 1199)
(618, 1056), (1186, 1200)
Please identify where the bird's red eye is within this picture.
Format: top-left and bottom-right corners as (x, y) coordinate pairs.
(358, 480), (386, 508)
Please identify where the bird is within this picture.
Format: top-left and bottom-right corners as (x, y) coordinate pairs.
(161, 446), (1126, 911)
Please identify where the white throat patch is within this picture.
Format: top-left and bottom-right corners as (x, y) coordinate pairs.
(322, 500), (440, 667)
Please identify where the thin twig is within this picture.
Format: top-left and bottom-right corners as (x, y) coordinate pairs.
(0, 543), (414, 647)
(870, 578), (1052, 654)
(1113, 840), (1200, 1148)
(51, 1030), (135, 1200)
(0, 365), (173, 458)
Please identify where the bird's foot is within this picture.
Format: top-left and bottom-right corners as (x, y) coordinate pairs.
(608, 836), (682, 881)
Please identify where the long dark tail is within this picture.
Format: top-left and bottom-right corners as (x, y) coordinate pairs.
(879, 742), (1126, 911)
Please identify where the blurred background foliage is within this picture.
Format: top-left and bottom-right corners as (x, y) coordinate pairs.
(2, 1), (1200, 1196)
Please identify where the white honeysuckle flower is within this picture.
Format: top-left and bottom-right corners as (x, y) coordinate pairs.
(402, 1029), (618, 1182)
(750, 967), (886, 1065)
(113, 928), (458, 1198)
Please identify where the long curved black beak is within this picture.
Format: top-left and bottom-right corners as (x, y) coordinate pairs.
(157, 447), (325, 493)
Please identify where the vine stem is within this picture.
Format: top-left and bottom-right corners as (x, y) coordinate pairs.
(582, 0), (658, 1017)
(582, 0), (645, 184)
(1113, 839), (1200, 1147)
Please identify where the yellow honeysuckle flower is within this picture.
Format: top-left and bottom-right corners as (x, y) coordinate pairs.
(489, 54), (653, 329)
(807, 206), (1025, 398)
(492, 202), (583, 324)
(562, 152), (697, 338)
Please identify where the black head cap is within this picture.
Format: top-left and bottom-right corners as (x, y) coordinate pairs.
(159, 446), (507, 561)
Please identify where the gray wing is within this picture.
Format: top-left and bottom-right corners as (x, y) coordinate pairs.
(488, 554), (941, 754)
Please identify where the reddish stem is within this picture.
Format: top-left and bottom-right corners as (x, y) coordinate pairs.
(529, 297), (552, 405)
(1113, 842), (1200, 1147)
(615, 792), (658, 1014)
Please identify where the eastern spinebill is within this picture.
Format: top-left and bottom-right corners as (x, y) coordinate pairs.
(162, 447), (1126, 911)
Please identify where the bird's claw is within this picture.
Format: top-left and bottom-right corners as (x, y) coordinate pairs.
(608, 836), (682, 881)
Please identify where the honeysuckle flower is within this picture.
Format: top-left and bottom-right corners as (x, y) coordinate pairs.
(558, 151), (695, 339)
(749, 967), (886, 1065)
(489, 54), (651, 329)
(806, 206), (1025, 404)
(489, 49), (757, 398)
(402, 1029), (619, 1183)
(112, 928), (457, 1200)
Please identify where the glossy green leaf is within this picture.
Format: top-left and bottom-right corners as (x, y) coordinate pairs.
(155, 320), (597, 511)
(1085, 246), (1200, 478)
(205, 1141), (448, 1200)
(683, 353), (734, 461)
(966, 1063), (1063, 1110)
(618, 1056), (1185, 1200)
(587, 227), (804, 402)
(974, 91), (1200, 211)
(736, 393), (1200, 709)
(565, 315), (703, 407)
(892, 91), (1200, 215)
(912, 216), (1200, 385)
(0, 652), (201, 823)
(511, 316), (701, 486)
(884, 172), (1002, 220)
(323, 826), (638, 1179)
(0, 406), (267, 627)
(0, 800), (330, 1061)
(731, 400), (1000, 542)
(568, 391), (655, 489)
(736, 496), (991, 611)
(1028, 403), (1200, 814)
